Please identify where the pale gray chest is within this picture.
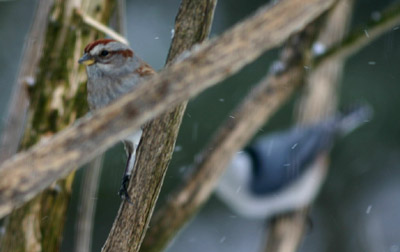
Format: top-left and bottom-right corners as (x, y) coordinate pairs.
(86, 69), (140, 110)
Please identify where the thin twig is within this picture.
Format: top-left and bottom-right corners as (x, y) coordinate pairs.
(73, 155), (103, 252)
(315, 0), (400, 67)
(75, 8), (129, 45)
(0, 0), (335, 219)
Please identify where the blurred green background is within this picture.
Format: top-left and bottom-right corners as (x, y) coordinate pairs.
(1, 0), (400, 251)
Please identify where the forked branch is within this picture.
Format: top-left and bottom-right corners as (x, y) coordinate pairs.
(0, 0), (335, 219)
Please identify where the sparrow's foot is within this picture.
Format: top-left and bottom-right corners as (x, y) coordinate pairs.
(118, 175), (133, 204)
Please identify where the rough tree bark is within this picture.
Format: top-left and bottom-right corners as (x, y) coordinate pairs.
(0, 0), (116, 251)
(102, 0), (217, 251)
(0, 0), (336, 220)
(0, 0), (398, 251)
(142, 0), (400, 250)
(264, 0), (354, 251)
(140, 20), (320, 252)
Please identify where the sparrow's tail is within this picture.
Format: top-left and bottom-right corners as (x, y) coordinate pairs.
(124, 151), (136, 176)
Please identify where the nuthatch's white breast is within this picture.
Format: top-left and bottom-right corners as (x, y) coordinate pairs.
(216, 105), (372, 219)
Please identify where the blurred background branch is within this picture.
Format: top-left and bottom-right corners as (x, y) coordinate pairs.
(263, 4), (400, 249)
(0, 0), (399, 251)
(73, 155), (103, 252)
(0, 0), (117, 251)
(0, 0), (51, 164)
(142, 1), (400, 251)
(315, 0), (400, 67)
(141, 17), (320, 252)
(0, 0), (334, 220)
(264, 0), (355, 251)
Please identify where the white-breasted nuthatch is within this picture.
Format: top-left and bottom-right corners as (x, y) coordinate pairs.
(216, 105), (372, 219)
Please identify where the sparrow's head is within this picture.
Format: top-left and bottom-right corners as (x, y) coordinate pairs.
(79, 39), (137, 77)
(80, 39), (155, 110)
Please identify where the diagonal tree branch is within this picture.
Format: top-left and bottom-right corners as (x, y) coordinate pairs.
(0, 0), (335, 219)
(315, 0), (400, 67)
(265, 0), (354, 251)
(142, 1), (400, 250)
(102, 0), (217, 251)
(263, 1), (400, 248)
(140, 20), (319, 252)
(75, 8), (129, 45)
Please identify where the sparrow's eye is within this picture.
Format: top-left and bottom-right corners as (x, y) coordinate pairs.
(100, 50), (109, 57)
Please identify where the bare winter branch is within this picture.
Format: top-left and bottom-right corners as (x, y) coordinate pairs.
(75, 9), (129, 45)
(0, 0), (335, 219)
(315, 1), (400, 67)
(264, 0), (354, 251)
(102, 0), (217, 251)
(141, 22), (318, 252)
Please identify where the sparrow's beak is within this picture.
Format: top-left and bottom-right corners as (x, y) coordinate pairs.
(78, 53), (95, 66)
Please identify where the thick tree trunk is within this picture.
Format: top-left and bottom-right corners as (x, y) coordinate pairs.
(0, 0), (115, 251)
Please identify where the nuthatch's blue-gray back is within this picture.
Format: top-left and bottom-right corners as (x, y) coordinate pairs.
(216, 105), (372, 219)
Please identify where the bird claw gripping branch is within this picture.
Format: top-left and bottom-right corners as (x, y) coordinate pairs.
(118, 175), (133, 205)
